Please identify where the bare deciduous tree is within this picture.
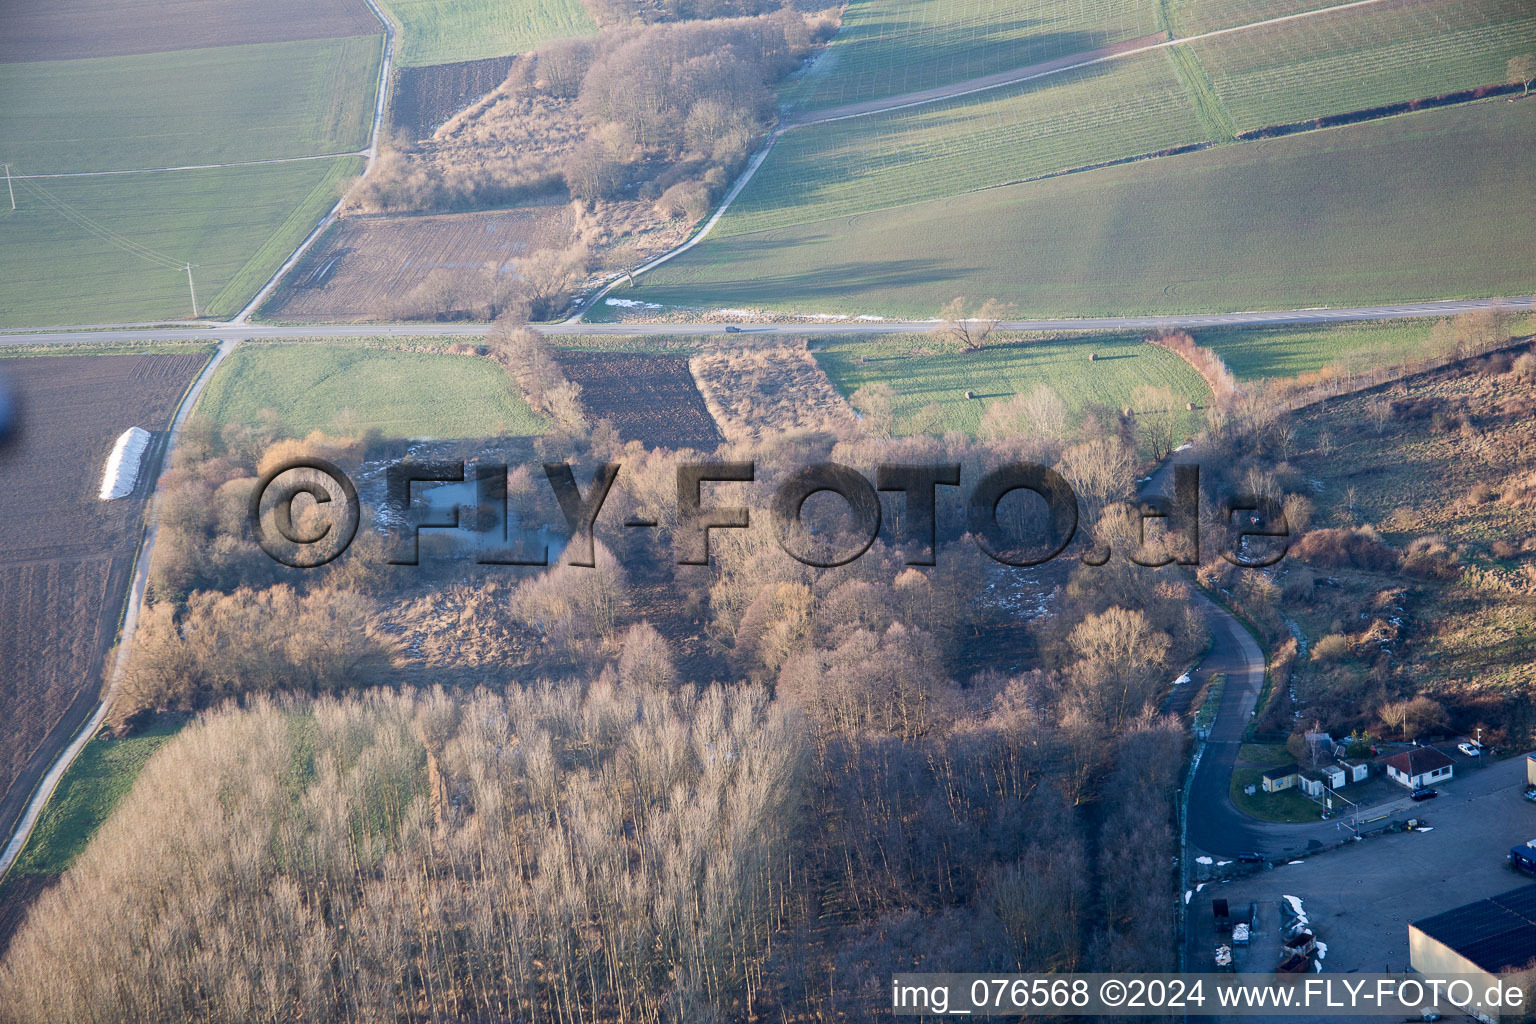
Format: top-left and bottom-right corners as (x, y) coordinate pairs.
(937, 297), (1013, 351)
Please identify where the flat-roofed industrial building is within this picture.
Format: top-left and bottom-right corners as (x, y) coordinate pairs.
(1410, 885), (1536, 1021)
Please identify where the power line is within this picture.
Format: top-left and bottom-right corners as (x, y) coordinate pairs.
(8, 168), (186, 271)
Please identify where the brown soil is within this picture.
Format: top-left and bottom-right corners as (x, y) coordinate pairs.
(267, 205), (574, 321)
(556, 350), (724, 451)
(0, 0), (380, 63)
(392, 56), (520, 140)
(0, 352), (207, 841)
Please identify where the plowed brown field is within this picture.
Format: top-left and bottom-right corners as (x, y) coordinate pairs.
(555, 351), (723, 451)
(268, 205), (573, 321)
(0, 352), (207, 841)
(392, 56), (518, 139)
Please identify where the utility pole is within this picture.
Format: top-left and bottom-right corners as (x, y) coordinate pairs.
(185, 263), (199, 317)
(5, 165), (14, 211)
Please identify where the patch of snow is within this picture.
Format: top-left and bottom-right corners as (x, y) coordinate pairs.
(717, 308), (756, 317)
(1217, 860), (1233, 866)
(1196, 882), (1207, 893)
(1174, 443), (1193, 453)
(1314, 940), (1328, 962)
(856, 315), (885, 321)
(1172, 671), (1191, 687)
(604, 298), (662, 310)
(1184, 890), (1193, 905)
(99, 427), (152, 500)
(1287, 860), (1305, 865)
(1416, 826), (1434, 832)
(1196, 856), (1213, 865)
(804, 313), (850, 319)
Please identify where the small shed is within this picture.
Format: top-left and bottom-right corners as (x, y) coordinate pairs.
(1337, 759), (1369, 784)
(1526, 754), (1536, 787)
(1262, 764), (1300, 793)
(1298, 770), (1327, 798)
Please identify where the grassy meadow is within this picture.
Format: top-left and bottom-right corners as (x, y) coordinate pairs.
(625, 101), (1536, 319)
(1197, 318), (1536, 382)
(0, 157), (360, 326)
(7, 724), (181, 878)
(195, 343), (546, 438)
(374, 0), (596, 66)
(0, 36), (382, 173)
(727, 53), (1203, 236)
(781, 0), (1153, 110)
(811, 331), (1208, 438)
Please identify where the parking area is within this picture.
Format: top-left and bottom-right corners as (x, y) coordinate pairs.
(1189, 754), (1536, 1018)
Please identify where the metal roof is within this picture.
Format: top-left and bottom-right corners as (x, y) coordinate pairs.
(1413, 886), (1536, 973)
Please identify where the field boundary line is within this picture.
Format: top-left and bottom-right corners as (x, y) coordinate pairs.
(12, 153), (367, 180)
(233, 0), (395, 323)
(782, 0), (1388, 130)
(0, 339), (238, 882)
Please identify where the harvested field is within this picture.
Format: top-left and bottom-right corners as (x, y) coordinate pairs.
(392, 56), (518, 139)
(0, 0), (379, 63)
(267, 205), (572, 321)
(689, 344), (857, 444)
(555, 351), (723, 451)
(0, 352), (208, 844)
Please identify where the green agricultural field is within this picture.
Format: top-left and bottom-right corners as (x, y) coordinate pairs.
(196, 343), (546, 438)
(0, 157), (360, 326)
(625, 101), (1536, 319)
(375, 0), (596, 66)
(7, 724), (181, 878)
(811, 331), (1208, 439)
(725, 53), (1203, 236)
(1166, 0), (1353, 37)
(1191, 0), (1536, 130)
(1196, 318), (1536, 382)
(781, 0), (1153, 111)
(0, 36), (382, 173)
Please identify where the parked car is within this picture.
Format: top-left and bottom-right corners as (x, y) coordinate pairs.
(1412, 787), (1439, 801)
(723, 325), (742, 333)
(1236, 852), (1266, 864)
(1458, 742), (1482, 757)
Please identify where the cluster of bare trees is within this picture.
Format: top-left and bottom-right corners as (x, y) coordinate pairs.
(12, 387), (1228, 1014)
(485, 325), (591, 438)
(357, 11), (820, 225)
(0, 682), (805, 1023)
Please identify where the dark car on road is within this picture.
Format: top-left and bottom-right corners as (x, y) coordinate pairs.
(1411, 787), (1438, 801)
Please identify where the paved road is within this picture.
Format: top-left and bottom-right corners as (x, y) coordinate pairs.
(1141, 453), (1336, 859)
(2, 297), (1531, 347)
